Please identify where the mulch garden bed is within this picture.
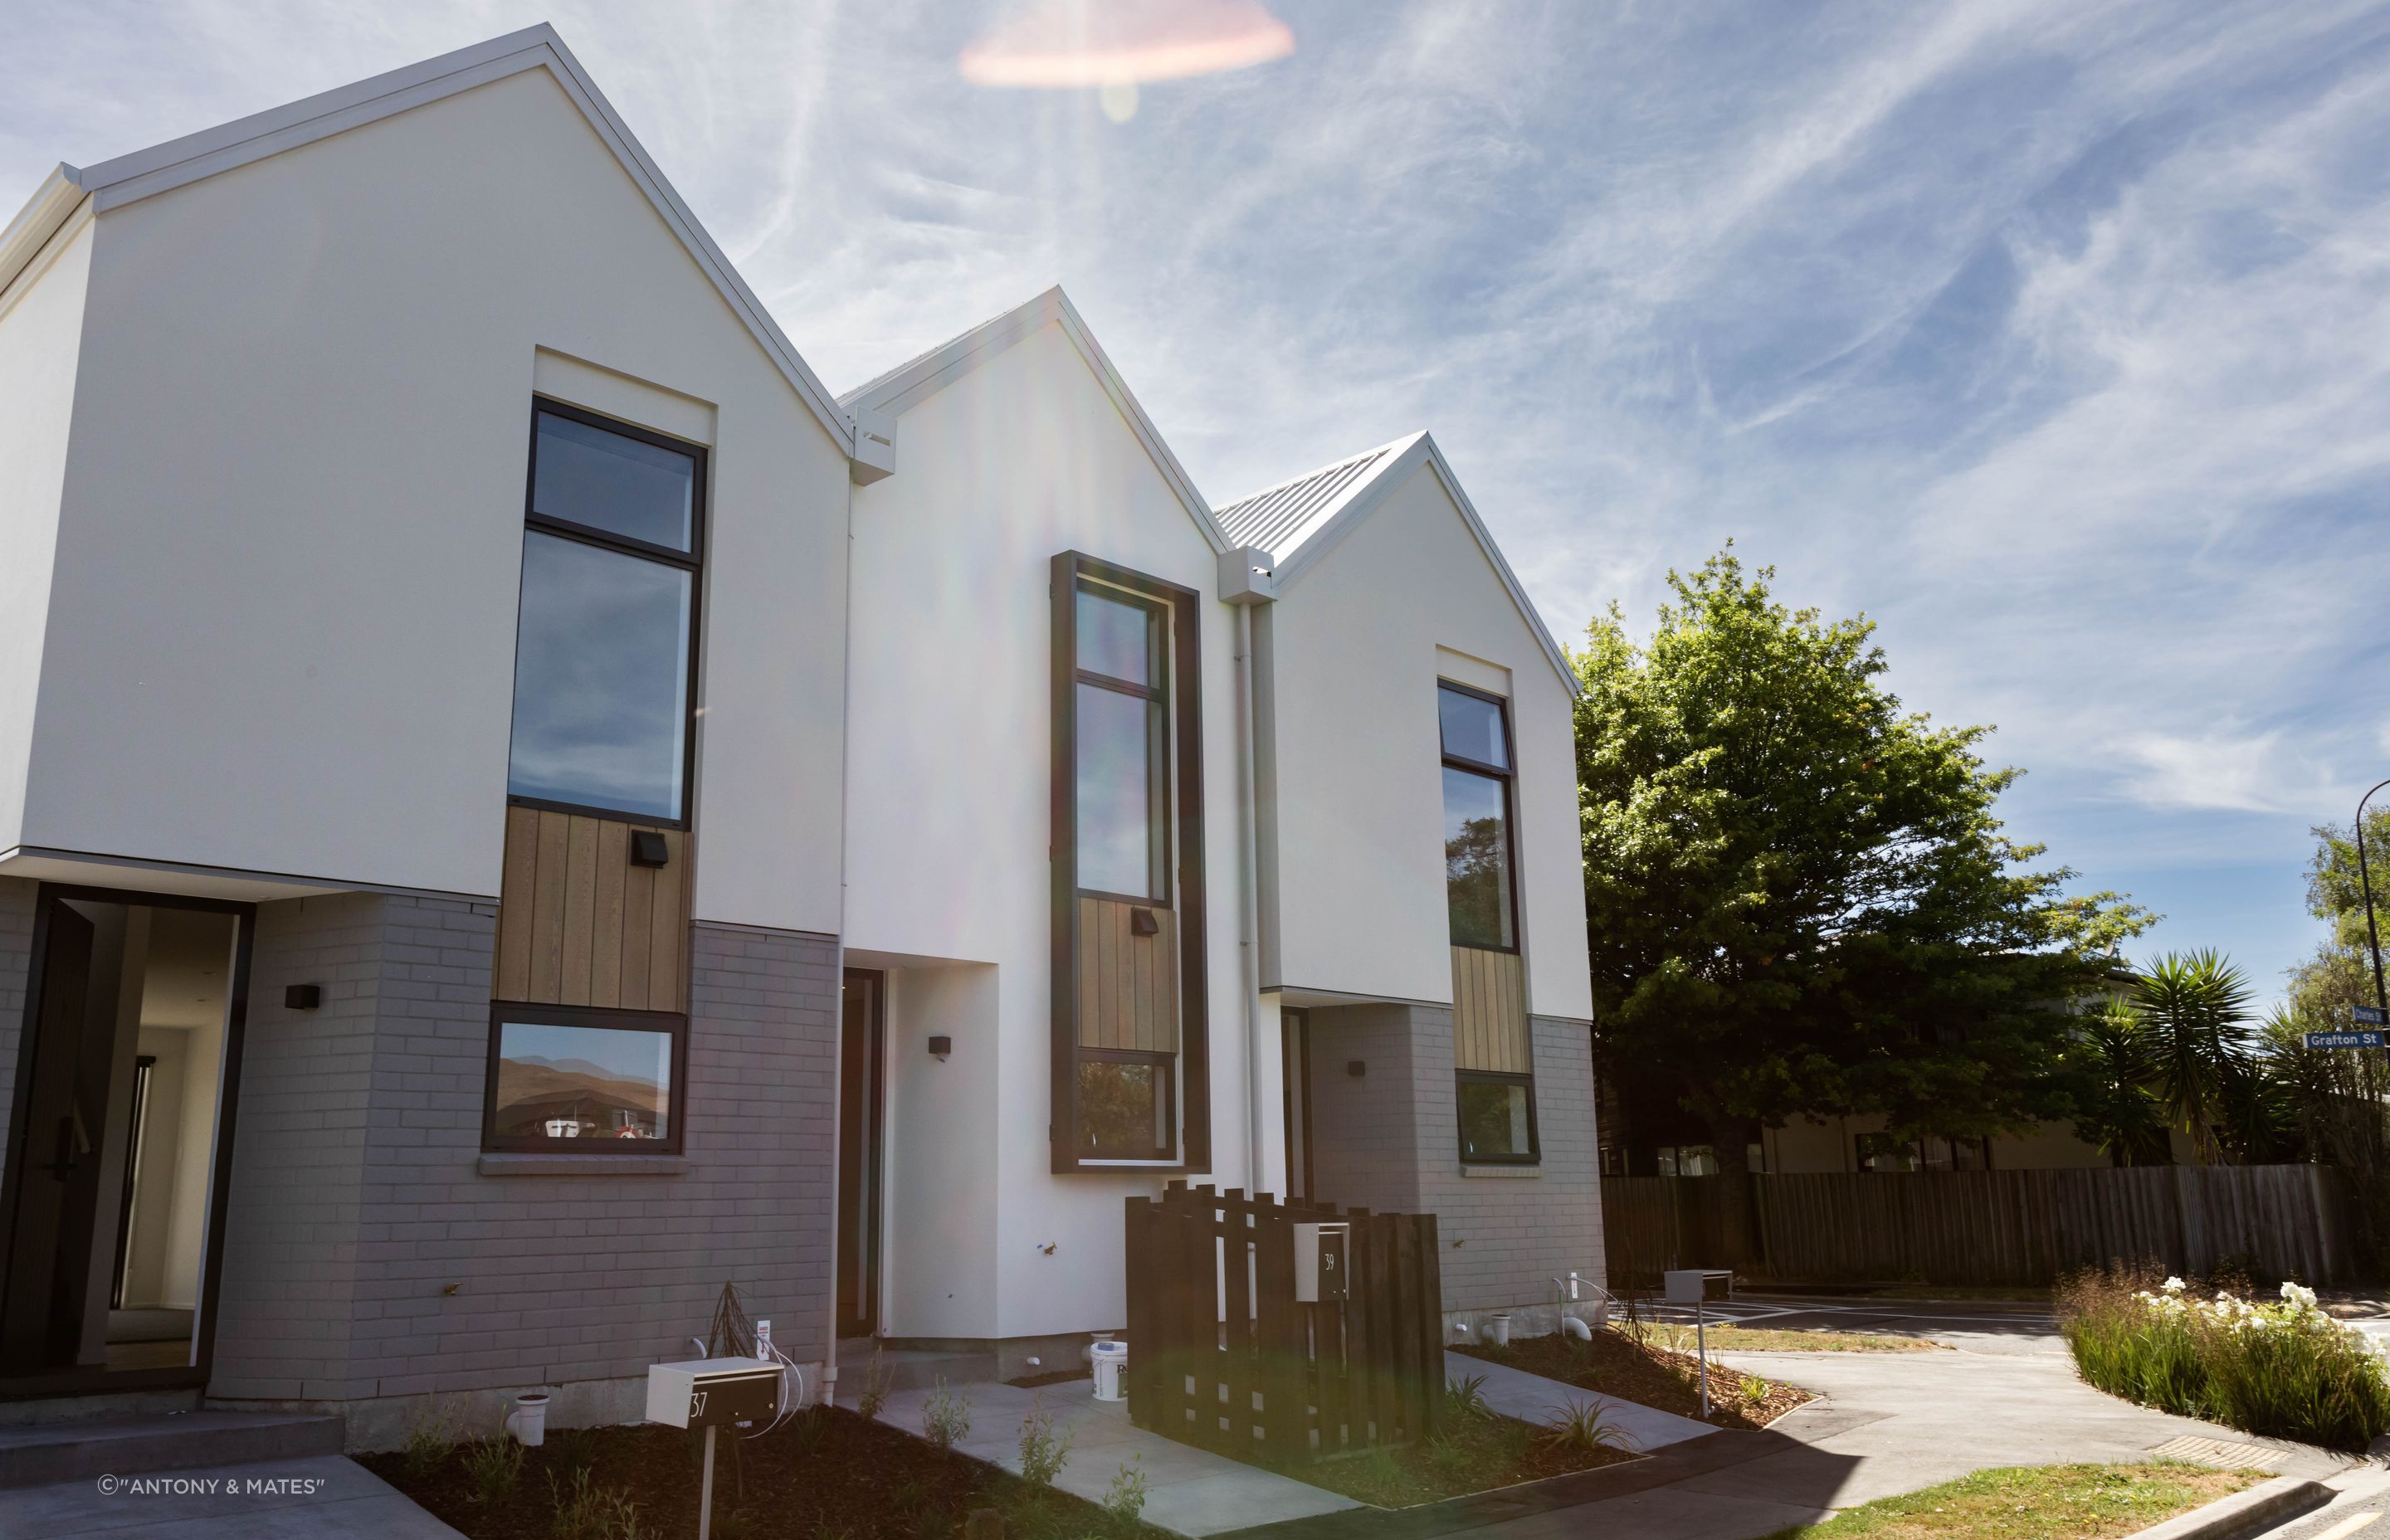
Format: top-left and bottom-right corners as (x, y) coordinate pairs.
(1454, 1323), (1814, 1430)
(360, 1403), (1167, 1540)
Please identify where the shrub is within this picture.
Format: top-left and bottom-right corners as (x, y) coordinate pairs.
(400, 1396), (459, 1479)
(1543, 1401), (1625, 1452)
(1017, 1396), (1073, 1486)
(1444, 1372), (1493, 1423)
(463, 1435), (523, 1503)
(2058, 1267), (2390, 1451)
(1103, 1455), (1150, 1528)
(856, 1348), (891, 1420)
(922, 1377), (973, 1450)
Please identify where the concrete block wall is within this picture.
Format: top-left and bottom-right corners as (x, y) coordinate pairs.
(210, 892), (387, 1401)
(0, 879), (35, 1167)
(1305, 1003), (1603, 1323)
(212, 894), (840, 1444)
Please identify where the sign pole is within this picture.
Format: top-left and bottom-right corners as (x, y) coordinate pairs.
(699, 1425), (716, 1540)
(2357, 778), (2390, 1023)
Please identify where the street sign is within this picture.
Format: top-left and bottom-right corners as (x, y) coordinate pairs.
(2350, 1004), (2388, 1026)
(2307, 1030), (2387, 1050)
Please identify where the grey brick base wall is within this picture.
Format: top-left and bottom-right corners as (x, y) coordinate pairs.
(208, 894), (839, 1445)
(1306, 1004), (1603, 1325)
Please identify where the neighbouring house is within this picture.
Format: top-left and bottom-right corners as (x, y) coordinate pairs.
(0, 26), (1601, 1440)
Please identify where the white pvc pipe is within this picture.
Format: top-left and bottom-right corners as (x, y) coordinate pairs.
(1563, 1315), (1593, 1342)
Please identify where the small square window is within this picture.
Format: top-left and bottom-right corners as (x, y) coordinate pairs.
(1458, 1073), (1538, 1163)
(1078, 1053), (1173, 1160)
(485, 1007), (685, 1153)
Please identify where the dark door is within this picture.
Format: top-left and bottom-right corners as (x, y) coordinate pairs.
(0, 900), (109, 1368)
(834, 970), (884, 1340)
(1282, 1008), (1313, 1203)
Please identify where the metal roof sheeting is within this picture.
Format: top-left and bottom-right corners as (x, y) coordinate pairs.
(1214, 436), (1412, 558)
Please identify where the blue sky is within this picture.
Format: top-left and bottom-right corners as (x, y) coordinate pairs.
(7, 1), (2386, 1001)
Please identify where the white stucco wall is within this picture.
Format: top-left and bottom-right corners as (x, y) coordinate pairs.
(20, 69), (849, 929)
(1260, 464), (1594, 1021)
(845, 319), (1253, 1342)
(0, 212), (90, 856)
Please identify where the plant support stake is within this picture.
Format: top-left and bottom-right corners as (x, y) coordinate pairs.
(2359, 778), (2390, 1026)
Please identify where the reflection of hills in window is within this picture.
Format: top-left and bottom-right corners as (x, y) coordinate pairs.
(511, 1055), (661, 1087)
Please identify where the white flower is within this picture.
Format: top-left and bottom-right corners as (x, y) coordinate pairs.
(2162, 1277), (2188, 1295)
(2280, 1281), (2319, 1310)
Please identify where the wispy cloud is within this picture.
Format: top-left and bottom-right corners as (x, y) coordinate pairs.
(4, 0), (2385, 995)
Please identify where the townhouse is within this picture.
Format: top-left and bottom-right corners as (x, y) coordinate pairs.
(0, 27), (1599, 1439)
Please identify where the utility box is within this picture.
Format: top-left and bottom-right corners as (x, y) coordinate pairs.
(1664, 1269), (1733, 1306)
(645, 1357), (782, 1430)
(1294, 1221), (1349, 1303)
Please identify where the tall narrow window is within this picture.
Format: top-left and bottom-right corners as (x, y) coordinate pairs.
(1441, 681), (1537, 1163)
(487, 401), (703, 1155)
(506, 402), (703, 825)
(1051, 553), (1209, 1172)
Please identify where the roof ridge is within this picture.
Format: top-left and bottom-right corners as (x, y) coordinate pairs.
(836, 286), (1060, 409)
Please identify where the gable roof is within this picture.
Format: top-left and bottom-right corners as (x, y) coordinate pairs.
(840, 285), (1231, 555)
(1216, 431), (1578, 694)
(0, 24), (858, 461)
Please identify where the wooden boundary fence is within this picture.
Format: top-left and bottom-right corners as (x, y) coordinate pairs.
(1603, 1165), (2354, 1288)
(1124, 1184), (1442, 1463)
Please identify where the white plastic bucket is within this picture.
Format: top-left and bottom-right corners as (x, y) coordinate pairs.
(1490, 1313), (1512, 1347)
(505, 1392), (549, 1446)
(1091, 1339), (1129, 1401)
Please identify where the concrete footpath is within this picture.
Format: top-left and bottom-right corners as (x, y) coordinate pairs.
(0, 1455), (462, 1538)
(1226, 1297), (2356, 1540)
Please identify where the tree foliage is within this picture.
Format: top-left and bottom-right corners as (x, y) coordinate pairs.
(1577, 548), (2153, 1177)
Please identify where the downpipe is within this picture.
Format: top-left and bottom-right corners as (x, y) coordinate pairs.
(1235, 603), (1266, 1192)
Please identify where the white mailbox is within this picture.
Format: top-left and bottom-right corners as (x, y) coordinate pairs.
(645, 1356), (781, 1430)
(1294, 1221), (1349, 1303)
(1664, 1269), (1733, 1306)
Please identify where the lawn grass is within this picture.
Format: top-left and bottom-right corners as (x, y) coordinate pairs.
(1648, 1323), (1939, 1354)
(1758, 1461), (2266, 1540)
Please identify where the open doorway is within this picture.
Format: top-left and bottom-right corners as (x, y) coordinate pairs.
(0, 889), (251, 1386)
(835, 969), (884, 1341)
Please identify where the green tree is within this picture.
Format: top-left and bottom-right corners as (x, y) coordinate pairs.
(1578, 548), (2151, 1252)
(2066, 999), (2169, 1167)
(2129, 950), (2255, 1164)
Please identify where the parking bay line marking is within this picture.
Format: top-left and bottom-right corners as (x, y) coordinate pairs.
(2310, 1512), (2381, 1540)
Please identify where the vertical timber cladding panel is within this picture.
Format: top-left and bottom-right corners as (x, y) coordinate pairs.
(1449, 947), (1529, 1074)
(1076, 896), (1178, 1052)
(495, 807), (692, 1011)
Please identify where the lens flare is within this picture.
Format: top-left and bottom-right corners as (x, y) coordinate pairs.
(960, 0), (1295, 88)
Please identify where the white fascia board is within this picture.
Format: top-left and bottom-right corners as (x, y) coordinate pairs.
(842, 285), (1231, 557)
(35, 24), (858, 461)
(0, 166), (90, 305)
(1269, 431), (1579, 695)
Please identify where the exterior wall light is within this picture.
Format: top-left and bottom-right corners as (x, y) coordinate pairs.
(928, 1036), (953, 1060)
(285, 984), (323, 1011)
(630, 831), (671, 867)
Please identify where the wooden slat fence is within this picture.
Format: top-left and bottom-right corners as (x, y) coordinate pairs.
(1124, 1184), (1441, 1464)
(1603, 1165), (2353, 1288)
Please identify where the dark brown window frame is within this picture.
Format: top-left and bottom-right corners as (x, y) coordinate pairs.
(1071, 582), (1174, 909)
(1050, 551), (1210, 1175)
(1075, 1047), (1179, 1162)
(507, 397), (708, 830)
(1438, 679), (1522, 955)
(1441, 680), (1541, 1165)
(1456, 1068), (1542, 1165)
(480, 1001), (690, 1155)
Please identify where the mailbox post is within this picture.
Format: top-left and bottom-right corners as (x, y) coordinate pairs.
(1663, 1270), (1729, 1419)
(646, 1357), (781, 1540)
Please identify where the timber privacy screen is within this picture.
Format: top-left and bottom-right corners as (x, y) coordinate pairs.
(1124, 1184), (1444, 1462)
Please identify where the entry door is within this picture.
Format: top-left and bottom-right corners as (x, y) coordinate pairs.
(0, 903), (101, 1367)
(834, 970), (885, 1340)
